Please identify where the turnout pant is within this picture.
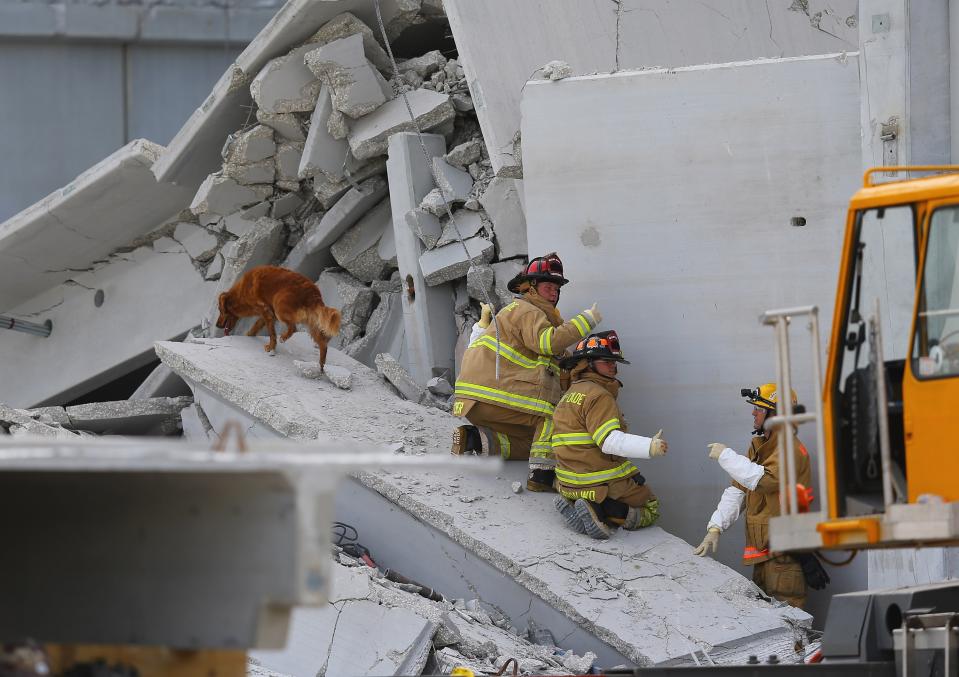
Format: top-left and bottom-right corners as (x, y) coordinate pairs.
(752, 556), (806, 609)
(455, 399), (553, 465)
(556, 475), (660, 528)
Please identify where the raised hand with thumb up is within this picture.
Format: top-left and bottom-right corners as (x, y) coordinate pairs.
(583, 302), (602, 326)
(649, 429), (667, 456)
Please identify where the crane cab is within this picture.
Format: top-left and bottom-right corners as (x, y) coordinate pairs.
(769, 167), (959, 552)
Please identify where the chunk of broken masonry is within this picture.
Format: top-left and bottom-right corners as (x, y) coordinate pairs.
(330, 198), (396, 282)
(419, 187), (449, 217)
(173, 222), (219, 262)
(222, 125), (276, 164)
(250, 45), (323, 114)
(318, 269), (376, 329)
(255, 110), (306, 142)
(419, 235), (495, 286)
(374, 352), (426, 403)
(303, 176), (389, 254)
(274, 142), (304, 185)
(224, 202), (270, 237)
(427, 376), (453, 397)
(222, 159), (276, 186)
(437, 210), (485, 247)
(312, 157), (386, 208)
(348, 89), (455, 160)
(298, 86), (349, 180)
(466, 263), (495, 302)
(190, 173), (273, 218)
(63, 396), (192, 435)
(432, 157), (474, 202)
(406, 207), (443, 249)
(491, 260), (524, 307)
(305, 34), (391, 120)
(480, 177), (528, 260)
(444, 139), (483, 169)
(307, 12), (392, 74)
(294, 360), (352, 389)
(396, 50), (446, 79)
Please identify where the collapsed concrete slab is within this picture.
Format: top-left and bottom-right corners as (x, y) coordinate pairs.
(152, 0), (404, 190)
(190, 173), (273, 220)
(129, 363), (191, 400)
(173, 223), (219, 262)
(224, 202), (271, 237)
(61, 396), (192, 435)
(297, 87), (349, 180)
(330, 198), (395, 282)
(305, 33), (390, 119)
(436, 210), (484, 247)
(444, 0), (858, 173)
(312, 156), (387, 209)
(223, 125), (276, 164)
(256, 110), (307, 142)
(405, 207), (443, 249)
(0, 139), (193, 313)
(251, 44), (324, 115)
(374, 352), (426, 403)
(386, 133), (456, 386)
(348, 88), (455, 160)
(0, 403), (79, 439)
(156, 335), (813, 667)
(179, 402), (215, 442)
(480, 177), (527, 259)
(419, 235), (494, 286)
(306, 12), (392, 74)
(432, 157), (473, 202)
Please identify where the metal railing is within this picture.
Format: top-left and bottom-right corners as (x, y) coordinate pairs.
(0, 315), (52, 338)
(760, 305), (829, 521)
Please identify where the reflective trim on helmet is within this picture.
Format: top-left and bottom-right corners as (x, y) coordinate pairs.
(592, 418), (621, 447)
(454, 382), (555, 415)
(571, 314), (590, 337)
(539, 326), (555, 355)
(551, 432), (594, 445)
(555, 460), (638, 486)
(470, 336), (560, 374)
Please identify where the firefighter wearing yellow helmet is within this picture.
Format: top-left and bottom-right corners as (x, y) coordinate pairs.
(691, 384), (828, 608)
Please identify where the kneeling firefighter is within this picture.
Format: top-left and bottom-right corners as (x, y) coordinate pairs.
(692, 384), (829, 608)
(551, 330), (667, 540)
(452, 253), (602, 492)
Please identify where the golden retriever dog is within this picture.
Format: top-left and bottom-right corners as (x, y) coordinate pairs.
(216, 265), (341, 371)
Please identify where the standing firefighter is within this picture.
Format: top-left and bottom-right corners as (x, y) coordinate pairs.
(452, 253), (602, 492)
(551, 330), (667, 540)
(692, 384), (829, 608)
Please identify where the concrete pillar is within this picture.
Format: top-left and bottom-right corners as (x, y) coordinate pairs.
(386, 133), (456, 386)
(859, 0), (909, 168)
(906, 1), (951, 164)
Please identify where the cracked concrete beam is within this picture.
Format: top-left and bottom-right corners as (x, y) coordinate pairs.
(0, 139), (193, 313)
(64, 396), (192, 435)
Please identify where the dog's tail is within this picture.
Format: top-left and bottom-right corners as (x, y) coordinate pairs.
(307, 304), (341, 341)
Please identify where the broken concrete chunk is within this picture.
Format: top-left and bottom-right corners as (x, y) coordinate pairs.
(375, 352), (426, 403)
(480, 177), (528, 259)
(327, 108), (350, 139)
(173, 222), (219, 262)
(294, 360), (352, 389)
(444, 139), (483, 169)
(419, 236), (495, 286)
(537, 60), (572, 81)
(270, 192), (304, 219)
(275, 142), (304, 184)
(255, 110), (306, 142)
(312, 156), (386, 208)
(223, 125), (276, 164)
(426, 376), (453, 397)
(397, 50), (446, 79)
(344, 290), (405, 368)
(492, 259), (524, 307)
(432, 157), (473, 202)
(64, 396), (192, 436)
(205, 252), (224, 280)
(466, 264), (495, 303)
(511, 481), (523, 494)
(298, 86), (350, 181)
(179, 403), (213, 442)
(301, 176), (390, 255)
(451, 93), (474, 112)
(454, 280), (470, 313)
(318, 269), (376, 328)
(348, 89), (455, 160)
(438, 210), (485, 247)
(224, 201), (270, 238)
(419, 187), (448, 218)
(222, 159), (276, 186)
(330, 198), (396, 282)
(370, 271), (402, 294)
(406, 208), (443, 249)
(27, 406), (71, 427)
(305, 34), (390, 120)
(1, 403), (78, 439)
(190, 173), (273, 218)
(307, 12), (392, 74)
(250, 44), (323, 114)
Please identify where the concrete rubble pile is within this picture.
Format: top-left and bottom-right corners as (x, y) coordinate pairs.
(0, 396), (192, 437)
(180, 6), (528, 383)
(250, 544), (597, 676)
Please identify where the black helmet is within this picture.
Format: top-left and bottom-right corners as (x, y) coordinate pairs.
(560, 330), (630, 369)
(507, 252), (569, 293)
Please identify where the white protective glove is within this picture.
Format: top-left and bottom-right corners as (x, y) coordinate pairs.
(478, 302), (493, 328)
(707, 443), (765, 491)
(692, 528), (721, 557)
(583, 303), (602, 327)
(648, 429), (667, 457)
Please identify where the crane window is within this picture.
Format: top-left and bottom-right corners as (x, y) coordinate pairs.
(913, 205), (959, 379)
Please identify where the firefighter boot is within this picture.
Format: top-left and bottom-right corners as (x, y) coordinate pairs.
(527, 467), (556, 492)
(451, 425), (484, 455)
(574, 499), (612, 540)
(622, 498), (660, 530)
(553, 495), (586, 534)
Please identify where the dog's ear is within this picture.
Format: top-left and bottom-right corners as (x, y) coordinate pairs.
(218, 292), (229, 315)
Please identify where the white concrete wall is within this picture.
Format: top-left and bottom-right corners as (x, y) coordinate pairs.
(446, 0), (859, 173)
(521, 54), (863, 625)
(0, 246), (215, 407)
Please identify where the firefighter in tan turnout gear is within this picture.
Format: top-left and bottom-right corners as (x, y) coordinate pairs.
(692, 384), (829, 608)
(452, 253), (602, 492)
(551, 330), (667, 540)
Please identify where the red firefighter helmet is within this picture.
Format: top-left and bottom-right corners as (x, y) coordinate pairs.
(507, 253), (569, 293)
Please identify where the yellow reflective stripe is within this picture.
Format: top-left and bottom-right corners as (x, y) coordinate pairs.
(551, 433), (594, 445)
(539, 326), (554, 355)
(538, 418), (554, 441)
(592, 418), (621, 446)
(555, 460), (638, 486)
(472, 336), (559, 374)
(454, 382), (555, 415)
(496, 433), (511, 460)
(571, 314), (589, 337)
(530, 441), (553, 458)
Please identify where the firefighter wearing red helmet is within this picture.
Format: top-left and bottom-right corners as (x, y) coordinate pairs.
(692, 384), (829, 608)
(452, 253), (602, 492)
(551, 330), (667, 540)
